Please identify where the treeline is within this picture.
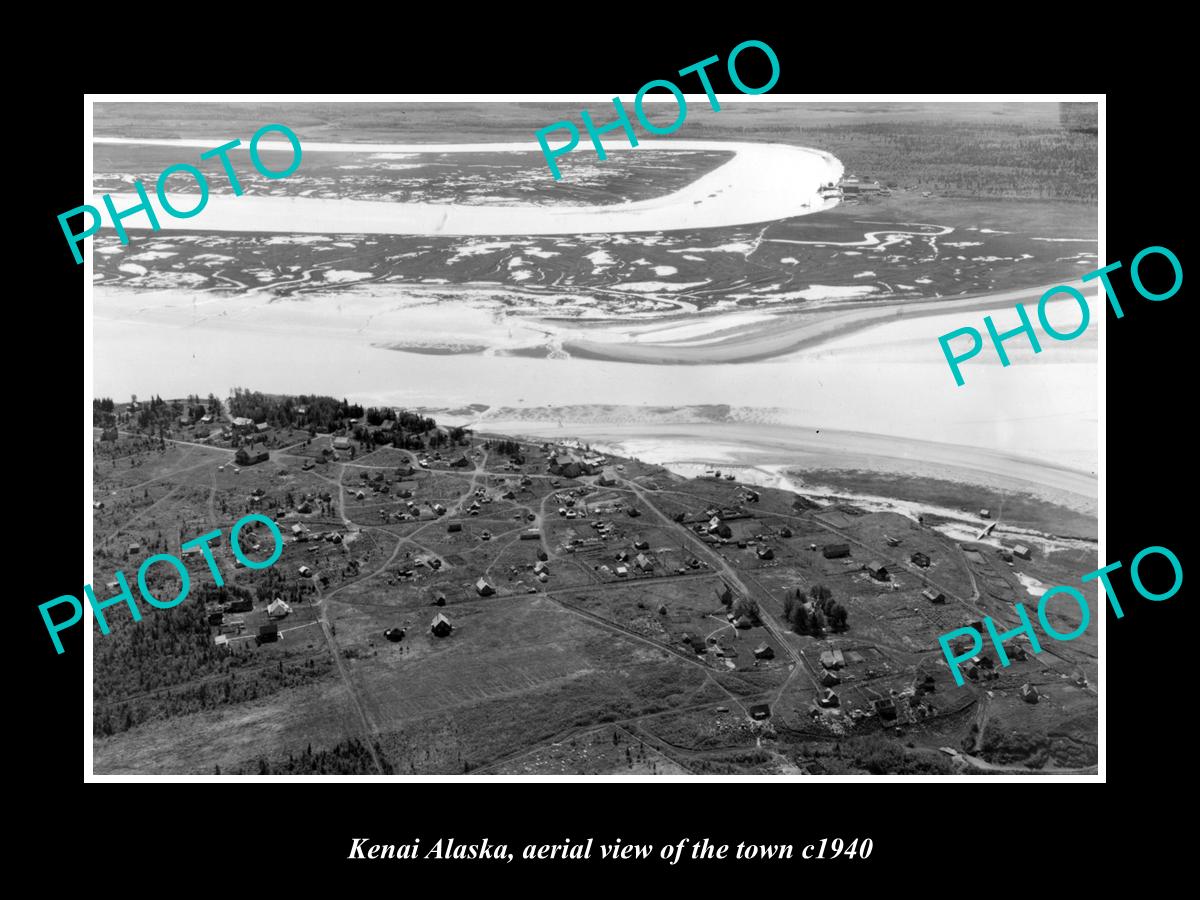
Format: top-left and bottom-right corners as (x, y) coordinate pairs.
(688, 118), (1097, 201)
(782, 585), (849, 636)
(485, 438), (525, 458)
(229, 389), (446, 448)
(229, 388), (360, 431)
(812, 122), (1097, 201)
(232, 738), (393, 775)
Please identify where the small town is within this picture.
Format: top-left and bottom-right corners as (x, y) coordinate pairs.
(91, 389), (1097, 776)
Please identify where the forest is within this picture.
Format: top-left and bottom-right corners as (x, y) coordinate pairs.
(92, 584), (332, 738)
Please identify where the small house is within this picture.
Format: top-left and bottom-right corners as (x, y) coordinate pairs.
(1014, 544), (1032, 560)
(822, 543), (850, 559)
(980, 508), (991, 519)
(476, 577), (495, 597)
(235, 445), (269, 466)
(635, 553), (653, 572)
(1020, 683), (1039, 704)
(818, 688), (840, 708)
(911, 551), (931, 568)
(615, 565), (628, 578)
(749, 703), (771, 720)
(450, 456), (470, 469)
(267, 598), (291, 618)
(922, 588), (946, 604)
(820, 669), (841, 687)
(430, 613), (454, 638)
(756, 546), (775, 560)
(865, 561), (889, 581)
(819, 649), (845, 670)
(332, 436), (352, 451)
(753, 643), (774, 661)
(256, 623), (279, 644)
(384, 627), (406, 643)
(447, 522), (463, 533)
(520, 529), (540, 540)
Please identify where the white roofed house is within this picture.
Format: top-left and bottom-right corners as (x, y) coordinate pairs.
(267, 597), (292, 618)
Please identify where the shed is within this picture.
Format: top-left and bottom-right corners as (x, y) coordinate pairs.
(822, 543), (850, 559)
(430, 613), (454, 638)
(874, 697), (898, 721)
(818, 688), (840, 708)
(865, 561), (889, 581)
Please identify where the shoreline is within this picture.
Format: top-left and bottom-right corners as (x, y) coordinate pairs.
(91, 138), (844, 237)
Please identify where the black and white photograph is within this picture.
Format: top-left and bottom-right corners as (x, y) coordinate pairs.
(85, 96), (1100, 778)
